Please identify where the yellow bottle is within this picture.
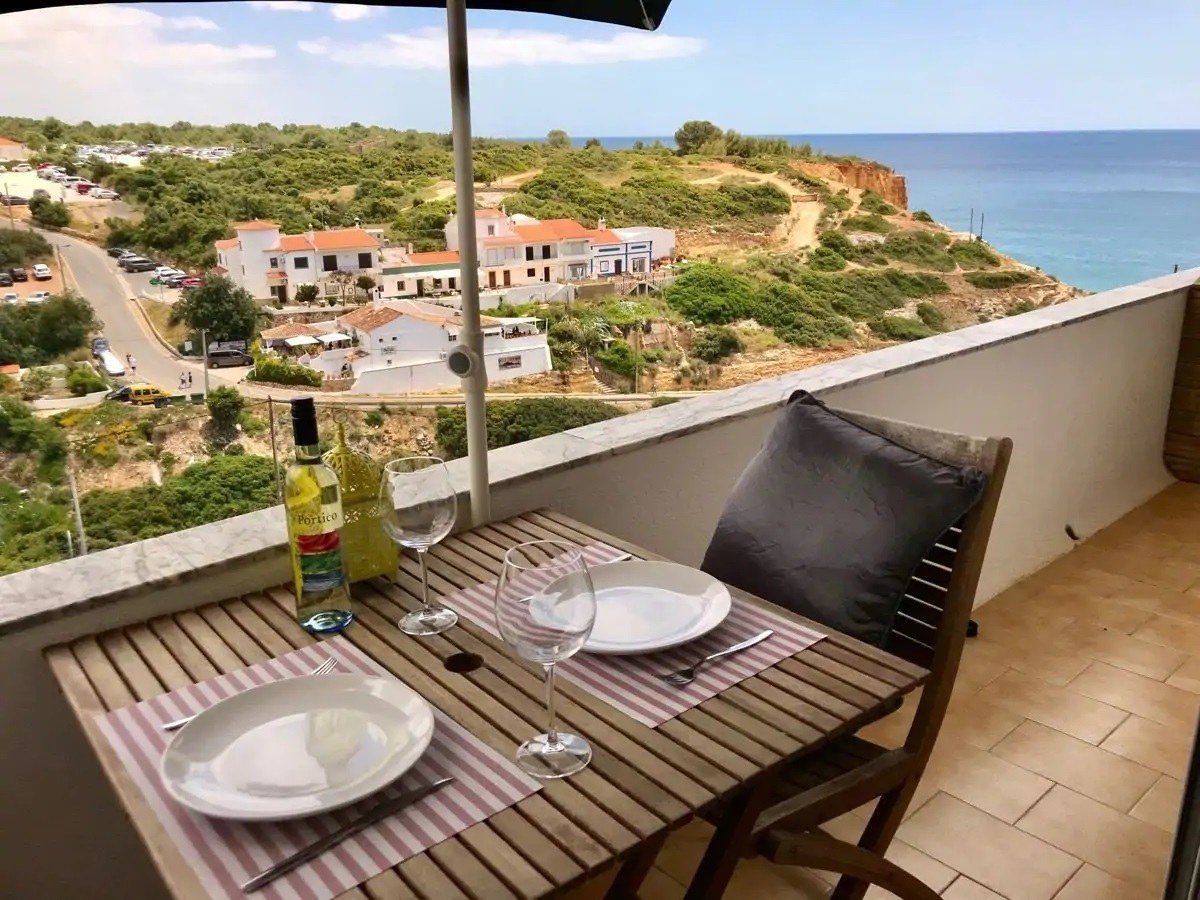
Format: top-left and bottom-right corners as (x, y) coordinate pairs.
(283, 397), (354, 635)
(323, 422), (398, 583)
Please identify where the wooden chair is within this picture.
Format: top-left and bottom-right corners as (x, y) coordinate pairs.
(691, 410), (1013, 900)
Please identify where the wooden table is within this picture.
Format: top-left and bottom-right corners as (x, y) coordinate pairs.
(46, 510), (928, 900)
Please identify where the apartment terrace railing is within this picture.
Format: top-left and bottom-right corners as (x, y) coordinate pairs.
(0, 268), (1196, 898)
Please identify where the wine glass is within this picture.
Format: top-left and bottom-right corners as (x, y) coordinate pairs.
(495, 540), (596, 778)
(380, 456), (459, 636)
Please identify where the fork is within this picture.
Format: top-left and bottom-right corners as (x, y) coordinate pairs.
(161, 657), (338, 731)
(656, 630), (774, 686)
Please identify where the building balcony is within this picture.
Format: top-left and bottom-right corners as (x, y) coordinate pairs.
(2, 269), (1198, 897)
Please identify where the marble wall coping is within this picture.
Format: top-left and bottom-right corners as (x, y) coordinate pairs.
(2, 267), (1196, 638)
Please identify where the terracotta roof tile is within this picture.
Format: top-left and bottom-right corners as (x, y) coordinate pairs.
(585, 228), (625, 244)
(312, 228), (380, 252)
(232, 219), (280, 231)
(513, 222), (558, 242)
(475, 208), (508, 219)
(338, 305), (404, 332)
(260, 322), (324, 340)
(539, 219), (592, 239)
(214, 238), (239, 250)
(409, 250), (460, 265)
(277, 234), (311, 252)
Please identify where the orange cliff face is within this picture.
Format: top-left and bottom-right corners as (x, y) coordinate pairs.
(792, 161), (909, 209)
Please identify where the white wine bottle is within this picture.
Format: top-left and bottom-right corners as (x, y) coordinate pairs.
(284, 397), (354, 635)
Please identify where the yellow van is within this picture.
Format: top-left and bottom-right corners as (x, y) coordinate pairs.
(124, 383), (172, 406)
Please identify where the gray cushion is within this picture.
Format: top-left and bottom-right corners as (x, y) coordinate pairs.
(701, 391), (986, 646)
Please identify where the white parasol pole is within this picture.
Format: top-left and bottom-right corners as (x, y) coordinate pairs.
(446, 0), (491, 525)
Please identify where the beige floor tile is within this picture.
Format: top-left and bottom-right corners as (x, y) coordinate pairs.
(727, 857), (831, 899)
(936, 693), (1026, 751)
(1068, 660), (1200, 729)
(968, 624), (1092, 687)
(821, 810), (958, 892)
(975, 669), (1129, 744)
(897, 793), (1080, 899)
(940, 876), (1005, 899)
(1165, 655), (1200, 694)
(1130, 613), (1200, 654)
(1101, 714), (1192, 779)
(910, 737), (1053, 823)
(1129, 775), (1185, 832)
(991, 720), (1159, 811)
(1091, 553), (1200, 593)
(1052, 863), (1156, 899)
(1017, 785), (1173, 895)
(653, 818), (713, 886)
(1032, 586), (1155, 635)
(640, 868), (688, 900)
(1052, 622), (1189, 680)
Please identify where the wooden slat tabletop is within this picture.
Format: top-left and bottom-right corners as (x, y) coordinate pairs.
(45, 510), (928, 900)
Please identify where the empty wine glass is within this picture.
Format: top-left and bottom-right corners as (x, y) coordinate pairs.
(380, 456), (459, 636)
(495, 540), (596, 778)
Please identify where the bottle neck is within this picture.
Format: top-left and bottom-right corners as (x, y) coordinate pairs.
(294, 443), (322, 463)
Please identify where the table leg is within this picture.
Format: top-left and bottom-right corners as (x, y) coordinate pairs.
(605, 830), (668, 899)
(684, 778), (774, 900)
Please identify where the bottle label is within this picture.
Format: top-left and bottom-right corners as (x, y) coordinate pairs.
(296, 530), (347, 593)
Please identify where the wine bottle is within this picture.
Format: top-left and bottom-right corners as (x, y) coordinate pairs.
(284, 397), (354, 635)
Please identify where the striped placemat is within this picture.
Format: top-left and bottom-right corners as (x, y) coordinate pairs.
(93, 637), (540, 900)
(441, 543), (826, 728)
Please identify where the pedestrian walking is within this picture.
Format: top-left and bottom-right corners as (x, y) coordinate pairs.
(129, 355), (137, 376)
(179, 371), (188, 391)
(186, 370), (193, 388)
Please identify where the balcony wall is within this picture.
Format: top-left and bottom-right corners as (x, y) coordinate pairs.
(0, 269), (1194, 898)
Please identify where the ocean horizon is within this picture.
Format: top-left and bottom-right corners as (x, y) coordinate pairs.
(560, 130), (1200, 293)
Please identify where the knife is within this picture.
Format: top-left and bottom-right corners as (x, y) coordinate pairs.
(242, 777), (454, 893)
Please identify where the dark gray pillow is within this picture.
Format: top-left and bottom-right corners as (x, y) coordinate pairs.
(701, 391), (986, 646)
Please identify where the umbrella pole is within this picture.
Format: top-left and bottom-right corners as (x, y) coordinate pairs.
(446, 0), (491, 525)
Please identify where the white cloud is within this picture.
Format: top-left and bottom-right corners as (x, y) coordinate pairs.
(161, 15), (220, 31)
(295, 27), (704, 68)
(249, 1), (315, 10)
(330, 5), (376, 22)
(0, 7), (276, 121)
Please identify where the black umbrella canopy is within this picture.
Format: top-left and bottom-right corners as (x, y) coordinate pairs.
(8, 0), (675, 30)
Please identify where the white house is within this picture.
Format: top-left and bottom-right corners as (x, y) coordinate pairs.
(291, 297), (551, 394)
(444, 211), (601, 288)
(215, 220), (381, 303)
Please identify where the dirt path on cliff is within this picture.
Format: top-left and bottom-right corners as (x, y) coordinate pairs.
(690, 163), (823, 250)
(428, 168), (543, 203)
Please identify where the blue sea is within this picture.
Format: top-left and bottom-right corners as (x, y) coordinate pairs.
(591, 131), (1200, 293)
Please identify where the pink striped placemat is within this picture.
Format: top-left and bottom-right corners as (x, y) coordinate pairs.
(441, 543), (826, 728)
(93, 636), (541, 900)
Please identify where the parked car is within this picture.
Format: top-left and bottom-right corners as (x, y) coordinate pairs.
(118, 255), (150, 269)
(26, 291), (52, 304)
(60, 176), (83, 188)
(13, 164), (32, 173)
(207, 349), (254, 368)
(89, 188), (120, 200)
(107, 246), (131, 258)
(0, 195), (28, 206)
(180, 277), (201, 289)
(74, 182), (97, 194)
(31, 188), (50, 202)
(106, 383), (170, 406)
(123, 258), (157, 273)
(0, 273), (12, 288)
(9, 267), (27, 282)
(154, 266), (184, 280)
(91, 336), (110, 357)
(2, 292), (18, 305)
(31, 264), (51, 281)
(164, 273), (190, 288)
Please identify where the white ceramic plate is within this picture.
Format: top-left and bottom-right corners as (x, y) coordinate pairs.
(582, 560), (731, 655)
(161, 673), (434, 820)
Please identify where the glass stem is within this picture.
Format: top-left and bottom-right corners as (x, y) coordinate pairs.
(544, 663), (562, 750)
(417, 548), (431, 610)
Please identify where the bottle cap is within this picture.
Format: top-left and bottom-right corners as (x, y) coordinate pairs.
(290, 397), (319, 446)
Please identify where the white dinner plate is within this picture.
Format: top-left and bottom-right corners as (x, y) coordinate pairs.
(582, 560), (731, 654)
(161, 672), (435, 820)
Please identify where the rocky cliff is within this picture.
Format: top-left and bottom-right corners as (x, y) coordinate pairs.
(793, 161), (909, 209)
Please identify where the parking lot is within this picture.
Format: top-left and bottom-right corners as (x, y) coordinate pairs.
(1, 254), (66, 305)
(0, 169), (130, 213)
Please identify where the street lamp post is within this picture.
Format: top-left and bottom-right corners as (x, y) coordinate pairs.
(201, 328), (210, 398)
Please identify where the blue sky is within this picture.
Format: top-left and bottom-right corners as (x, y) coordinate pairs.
(2, 1), (1199, 136)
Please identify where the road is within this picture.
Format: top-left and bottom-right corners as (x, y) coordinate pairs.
(10, 223), (238, 392)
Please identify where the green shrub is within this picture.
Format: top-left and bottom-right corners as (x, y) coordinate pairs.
(818, 229), (857, 258)
(364, 411), (384, 428)
(28, 197), (70, 229)
(160, 451), (177, 472)
(871, 315), (935, 341)
(1007, 299), (1040, 316)
(808, 246), (847, 272)
(964, 270), (1034, 289)
(912, 210), (935, 224)
(0, 395), (67, 481)
(19, 368), (51, 400)
(66, 365), (107, 396)
(0, 229), (53, 267)
(880, 231), (955, 271)
(916, 302), (948, 331)
(691, 325), (744, 362)
(205, 386), (245, 434)
(949, 240), (1000, 269)
(859, 192), (897, 215)
(651, 396), (680, 407)
(224, 442), (246, 456)
(664, 263), (756, 324)
(247, 354), (323, 387)
(435, 398), (624, 459)
(0, 292), (100, 369)
(842, 214), (894, 234)
(824, 193), (852, 213)
(239, 413), (268, 436)
(595, 340), (640, 378)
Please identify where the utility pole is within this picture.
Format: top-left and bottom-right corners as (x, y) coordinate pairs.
(267, 396), (281, 502)
(201, 328), (210, 398)
(979, 212), (985, 242)
(632, 323), (642, 394)
(66, 457), (88, 555)
(968, 207), (974, 238)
